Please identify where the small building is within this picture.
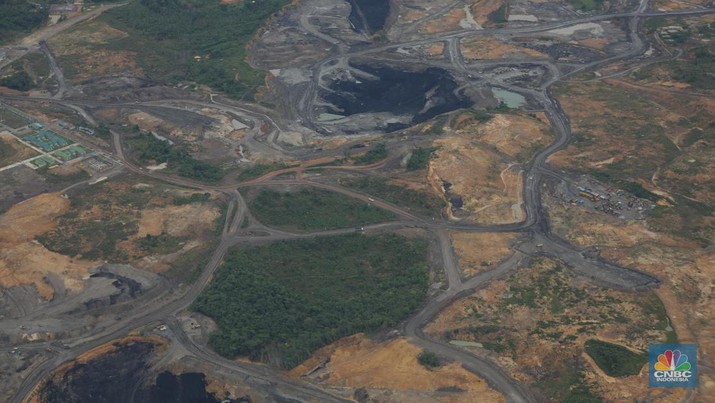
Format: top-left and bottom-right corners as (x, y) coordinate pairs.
(49, 4), (78, 14)
(30, 122), (43, 130)
(78, 126), (95, 135)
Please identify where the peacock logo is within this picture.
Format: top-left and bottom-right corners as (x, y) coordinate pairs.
(654, 350), (691, 372)
(649, 344), (697, 388)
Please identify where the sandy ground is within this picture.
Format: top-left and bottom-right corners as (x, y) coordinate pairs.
(460, 113), (552, 160)
(429, 133), (524, 224)
(420, 7), (466, 34)
(137, 204), (220, 238)
(450, 232), (517, 277)
(290, 334), (504, 402)
(461, 36), (546, 60)
(0, 193), (95, 299)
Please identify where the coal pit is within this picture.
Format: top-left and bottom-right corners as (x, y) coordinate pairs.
(321, 65), (472, 132)
(347, 0), (391, 35)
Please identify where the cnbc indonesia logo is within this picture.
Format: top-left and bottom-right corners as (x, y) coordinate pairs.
(649, 344), (697, 388)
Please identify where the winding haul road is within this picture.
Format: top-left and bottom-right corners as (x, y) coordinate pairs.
(4, 0), (713, 402)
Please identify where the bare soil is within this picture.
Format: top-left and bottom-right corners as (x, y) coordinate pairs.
(0, 192), (95, 299)
(450, 232), (517, 277)
(290, 334), (505, 402)
(426, 258), (687, 402)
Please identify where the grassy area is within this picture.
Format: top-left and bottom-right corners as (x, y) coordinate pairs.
(127, 133), (223, 183)
(566, 0), (604, 12)
(172, 192), (211, 205)
(341, 176), (446, 218)
(0, 108), (29, 128)
(353, 143), (387, 165)
(535, 359), (601, 403)
(99, 0), (289, 100)
(406, 147), (438, 171)
(641, 293), (678, 343)
(248, 187), (395, 231)
(22, 52), (51, 78)
(168, 245), (212, 284)
(41, 168), (91, 186)
(0, 138), (17, 161)
(671, 46), (715, 89)
(192, 233), (429, 368)
(37, 180), (221, 264)
(37, 182), (151, 260)
(590, 171), (660, 202)
(488, 3), (509, 24)
(480, 260), (674, 345)
(137, 232), (185, 255)
(585, 339), (647, 377)
(237, 162), (292, 181)
(421, 116), (447, 136)
(0, 61), (35, 91)
(555, 80), (713, 245)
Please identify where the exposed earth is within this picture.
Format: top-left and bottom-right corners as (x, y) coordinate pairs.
(0, 0), (713, 402)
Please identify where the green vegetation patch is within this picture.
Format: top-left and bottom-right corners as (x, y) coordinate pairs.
(0, 0), (48, 45)
(566, 0), (604, 12)
(100, 0), (289, 100)
(249, 187), (395, 231)
(40, 167), (91, 185)
(137, 232), (185, 255)
(421, 116), (448, 136)
(0, 108), (29, 128)
(237, 162), (292, 181)
(0, 137), (17, 161)
(341, 176), (446, 218)
(488, 3), (509, 24)
(192, 233), (429, 368)
(406, 147), (438, 171)
(353, 143), (387, 165)
(671, 46), (715, 89)
(585, 339), (647, 377)
(37, 179), (220, 263)
(127, 133), (223, 183)
(0, 61), (35, 91)
(417, 351), (442, 369)
(535, 359), (601, 403)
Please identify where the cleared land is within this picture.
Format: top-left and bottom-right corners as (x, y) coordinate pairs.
(248, 187), (395, 231)
(429, 134), (523, 224)
(549, 77), (713, 394)
(450, 232), (517, 277)
(426, 112), (551, 224)
(426, 258), (683, 402)
(0, 192), (94, 299)
(192, 233), (429, 368)
(36, 179), (221, 279)
(290, 334), (505, 402)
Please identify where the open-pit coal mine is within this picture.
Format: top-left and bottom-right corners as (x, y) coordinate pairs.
(348, 0), (391, 35)
(37, 341), (237, 403)
(320, 65), (473, 132)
